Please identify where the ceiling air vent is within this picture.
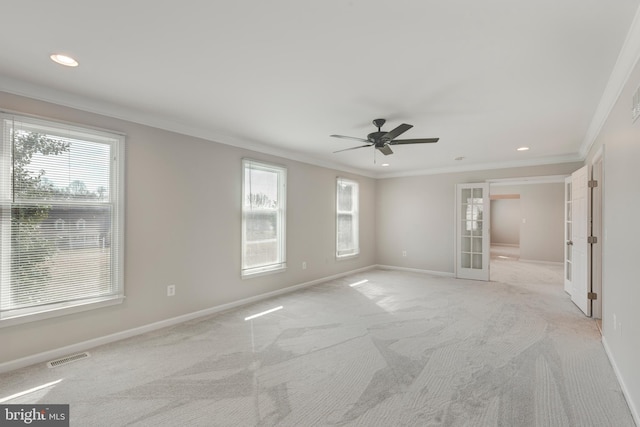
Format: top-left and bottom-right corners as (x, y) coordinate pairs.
(47, 352), (90, 368)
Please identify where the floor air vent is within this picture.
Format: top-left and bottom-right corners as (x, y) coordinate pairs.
(47, 352), (90, 368)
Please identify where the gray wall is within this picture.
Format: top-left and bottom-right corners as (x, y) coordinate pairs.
(491, 184), (565, 262)
(0, 92), (376, 364)
(7, 89), (635, 419)
(375, 164), (581, 273)
(585, 52), (640, 419)
(490, 198), (521, 246)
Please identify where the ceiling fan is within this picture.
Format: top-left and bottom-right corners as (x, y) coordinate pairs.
(331, 118), (439, 156)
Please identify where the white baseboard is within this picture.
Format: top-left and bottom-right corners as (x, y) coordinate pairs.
(602, 336), (640, 426)
(0, 265), (377, 374)
(376, 264), (454, 277)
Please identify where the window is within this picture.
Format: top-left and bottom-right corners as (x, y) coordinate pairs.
(336, 177), (359, 258)
(0, 114), (125, 325)
(241, 159), (286, 277)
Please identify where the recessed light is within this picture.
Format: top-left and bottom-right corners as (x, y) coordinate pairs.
(517, 146), (530, 151)
(50, 54), (78, 67)
(381, 163), (390, 167)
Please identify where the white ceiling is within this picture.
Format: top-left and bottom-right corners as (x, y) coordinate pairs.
(1, 1), (639, 177)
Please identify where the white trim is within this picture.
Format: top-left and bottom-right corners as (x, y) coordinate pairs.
(0, 107), (126, 137)
(241, 159), (287, 277)
(336, 177), (359, 258)
(376, 264), (455, 277)
(241, 265), (287, 279)
(592, 145), (604, 165)
(602, 336), (640, 426)
(579, 6), (640, 159)
(0, 297), (124, 328)
(377, 155), (582, 179)
(0, 113), (125, 326)
(0, 265), (376, 374)
(0, 80), (584, 180)
(0, 78), (376, 179)
(487, 175), (568, 186)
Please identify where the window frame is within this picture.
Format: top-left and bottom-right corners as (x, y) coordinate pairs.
(336, 177), (359, 259)
(0, 113), (125, 327)
(241, 159), (287, 278)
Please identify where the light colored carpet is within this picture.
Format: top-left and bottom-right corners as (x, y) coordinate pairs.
(0, 258), (634, 426)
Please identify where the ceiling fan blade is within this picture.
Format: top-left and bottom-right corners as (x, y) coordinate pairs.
(330, 134), (369, 143)
(333, 144), (372, 153)
(377, 144), (394, 156)
(382, 123), (413, 141)
(389, 138), (439, 145)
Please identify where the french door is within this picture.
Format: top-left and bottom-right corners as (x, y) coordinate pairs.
(564, 177), (573, 295)
(455, 183), (490, 281)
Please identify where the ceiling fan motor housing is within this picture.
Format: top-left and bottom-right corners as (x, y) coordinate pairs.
(368, 131), (389, 145)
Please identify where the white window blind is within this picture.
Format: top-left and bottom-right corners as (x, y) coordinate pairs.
(336, 177), (359, 257)
(241, 159), (286, 277)
(0, 114), (125, 324)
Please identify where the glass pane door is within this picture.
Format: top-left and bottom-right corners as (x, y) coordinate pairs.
(456, 183), (490, 281)
(564, 177), (573, 295)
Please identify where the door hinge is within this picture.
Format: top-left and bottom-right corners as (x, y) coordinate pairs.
(587, 236), (598, 244)
(588, 292), (598, 300)
(588, 180), (598, 188)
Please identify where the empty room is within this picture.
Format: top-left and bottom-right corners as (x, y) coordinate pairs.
(0, 2), (639, 426)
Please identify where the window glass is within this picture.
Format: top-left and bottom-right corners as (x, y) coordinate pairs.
(336, 178), (359, 257)
(242, 160), (286, 276)
(0, 114), (124, 324)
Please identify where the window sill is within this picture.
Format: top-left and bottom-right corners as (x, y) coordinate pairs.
(242, 265), (287, 279)
(336, 252), (360, 261)
(0, 295), (125, 328)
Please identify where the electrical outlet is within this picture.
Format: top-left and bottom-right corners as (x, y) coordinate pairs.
(302, 261), (307, 270)
(402, 250), (407, 257)
(167, 285), (175, 297)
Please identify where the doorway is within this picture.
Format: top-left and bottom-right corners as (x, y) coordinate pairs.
(488, 177), (567, 284)
(490, 194), (521, 261)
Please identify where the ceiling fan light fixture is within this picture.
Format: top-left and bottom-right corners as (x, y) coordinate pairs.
(50, 53), (79, 67)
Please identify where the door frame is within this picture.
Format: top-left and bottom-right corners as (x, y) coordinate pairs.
(591, 146), (604, 320)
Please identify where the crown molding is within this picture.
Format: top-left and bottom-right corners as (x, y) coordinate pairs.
(579, 5), (640, 159)
(0, 75), (586, 181)
(375, 154), (582, 179)
(0, 76), (376, 179)
(487, 175), (568, 186)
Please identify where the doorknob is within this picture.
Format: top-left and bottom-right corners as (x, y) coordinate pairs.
(566, 240), (573, 246)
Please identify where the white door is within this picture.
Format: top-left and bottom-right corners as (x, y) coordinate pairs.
(455, 183), (490, 281)
(591, 154), (603, 319)
(571, 165), (591, 316)
(564, 177), (573, 295)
